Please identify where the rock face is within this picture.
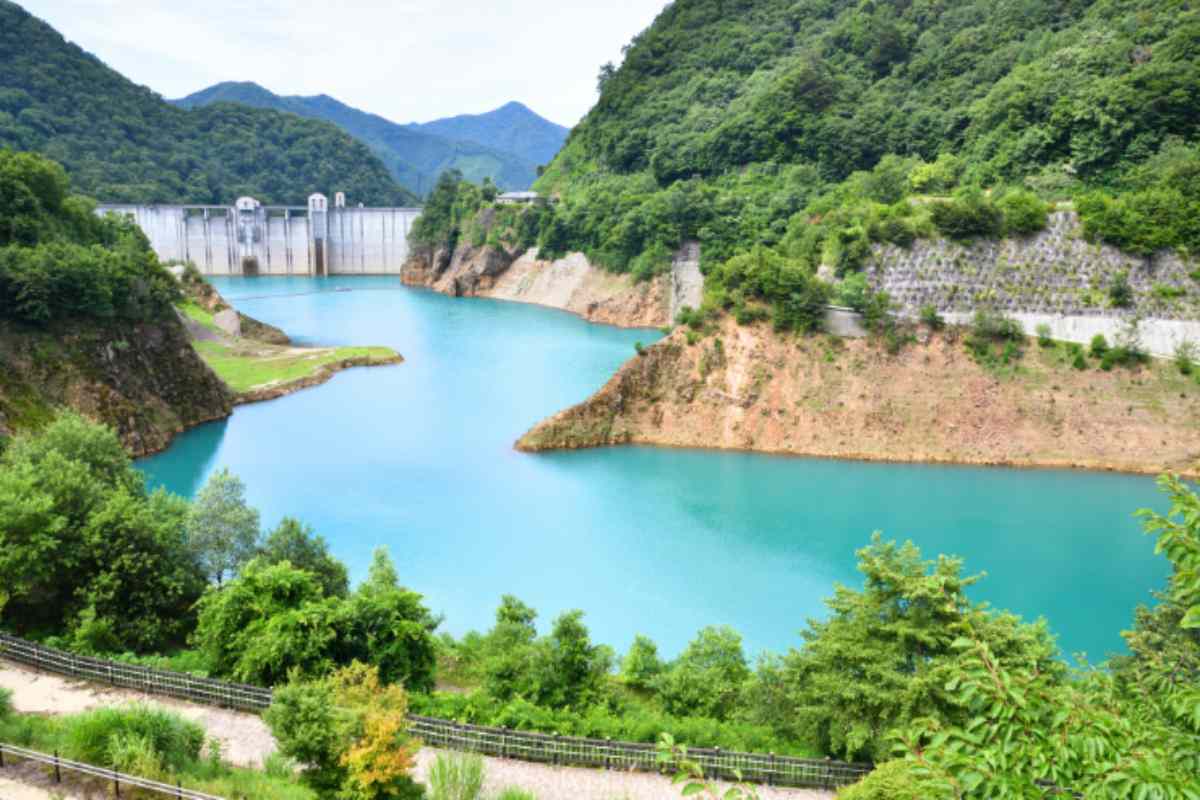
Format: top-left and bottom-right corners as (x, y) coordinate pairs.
(0, 316), (233, 456)
(402, 244), (672, 328)
(518, 317), (1200, 476)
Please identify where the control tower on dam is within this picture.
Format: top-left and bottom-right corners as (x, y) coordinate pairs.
(97, 192), (422, 276)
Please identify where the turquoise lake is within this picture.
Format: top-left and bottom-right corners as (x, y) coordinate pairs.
(139, 276), (1171, 661)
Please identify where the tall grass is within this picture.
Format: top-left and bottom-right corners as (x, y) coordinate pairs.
(427, 752), (486, 800)
(3, 706), (317, 800)
(59, 705), (204, 771)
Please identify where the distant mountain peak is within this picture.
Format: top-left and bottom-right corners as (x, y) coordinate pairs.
(171, 82), (569, 194)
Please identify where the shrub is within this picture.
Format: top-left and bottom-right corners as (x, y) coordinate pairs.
(1108, 271), (1134, 308)
(635, 341), (646, 356)
(1175, 341), (1197, 375)
(930, 188), (1003, 240)
(837, 759), (947, 800)
(997, 188), (1050, 236)
(835, 272), (869, 311)
(495, 790), (536, 800)
(1090, 334), (1109, 358)
(0, 687), (11, 721)
(919, 304), (945, 330)
(60, 706), (205, 773)
(427, 753), (485, 800)
(1036, 323), (1054, 348)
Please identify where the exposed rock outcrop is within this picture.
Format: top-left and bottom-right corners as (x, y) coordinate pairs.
(402, 244), (672, 328)
(518, 318), (1200, 476)
(0, 317), (233, 456)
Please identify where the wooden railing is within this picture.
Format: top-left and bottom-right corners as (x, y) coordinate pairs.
(0, 632), (872, 789)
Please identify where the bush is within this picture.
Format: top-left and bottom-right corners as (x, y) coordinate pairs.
(0, 687), (11, 721)
(930, 188), (1003, 240)
(1175, 341), (1197, 375)
(1108, 271), (1134, 308)
(59, 706), (205, 773)
(997, 188), (1050, 235)
(919, 304), (945, 330)
(1090, 334), (1109, 358)
(495, 790), (536, 800)
(427, 753), (485, 800)
(837, 759), (949, 800)
(1036, 323), (1054, 348)
(835, 272), (869, 311)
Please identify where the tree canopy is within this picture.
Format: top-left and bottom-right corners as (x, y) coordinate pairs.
(0, 1), (412, 205)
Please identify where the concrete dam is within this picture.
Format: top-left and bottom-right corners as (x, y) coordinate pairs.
(98, 193), (422, 276)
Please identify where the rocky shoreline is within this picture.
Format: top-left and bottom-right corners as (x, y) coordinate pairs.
(401, 243), (702, 329)
(518, 319), (1200, 478)
(235, 352), (404, 405)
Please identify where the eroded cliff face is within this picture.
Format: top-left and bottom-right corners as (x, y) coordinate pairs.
(518, 318), (1200, 476)
(402, 244), (673, 328)
(0, 316), (233, 456)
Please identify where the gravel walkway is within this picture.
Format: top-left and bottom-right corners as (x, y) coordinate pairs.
(0, 659), (832, 800)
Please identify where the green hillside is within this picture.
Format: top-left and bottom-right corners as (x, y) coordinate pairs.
(532, 0), (1200, 314)
(173, 82), (563, 194)
(0, 2), (414, 206)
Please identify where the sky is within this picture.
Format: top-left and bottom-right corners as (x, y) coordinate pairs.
(18, 0), (670, 127)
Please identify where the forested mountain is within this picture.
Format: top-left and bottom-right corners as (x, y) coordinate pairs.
(408, 101), (568, 168)
(174, 82), (563, 194)
(0, 1), (414, 206)
(533, 0), (1200, 296)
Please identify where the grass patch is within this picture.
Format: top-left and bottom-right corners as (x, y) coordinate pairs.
(193, 341), (397, 393)
(177, 300), (219, 334)
(0, 708), (316, 800)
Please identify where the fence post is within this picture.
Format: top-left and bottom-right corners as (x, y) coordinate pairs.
(114, 771), (121, 797)
(553, 733), (559, 766)
(53, 750), (60, 782)
(178, 779), (183, 798)
(500, 727), (507, 760)
(1, 744), (5, 768)
(768, 752), (775, 786)
(604, 737), (611, 771)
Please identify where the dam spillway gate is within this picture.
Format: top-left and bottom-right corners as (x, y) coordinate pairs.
(98, 193), (422, 276)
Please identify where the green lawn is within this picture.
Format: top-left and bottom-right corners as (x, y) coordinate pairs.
(193, 341), (398, 393)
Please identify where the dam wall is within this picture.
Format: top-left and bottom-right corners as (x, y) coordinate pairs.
(98, 193), (421, 276)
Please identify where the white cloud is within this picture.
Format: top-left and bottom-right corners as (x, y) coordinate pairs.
(19, 0), (669, 126)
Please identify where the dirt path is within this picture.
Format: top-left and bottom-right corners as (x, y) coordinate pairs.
(0, 660), (833, 800)
(0, 661), (275, 768)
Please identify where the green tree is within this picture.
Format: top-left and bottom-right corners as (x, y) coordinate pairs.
(266, 663), (423, 798)
(530, 610), (613, 709)
(779, 535), (1059, 762)
(340, 548), (440, 693)
(192, 559), (343, 684)
(0, 413), (204, 651)
(621, 634), (664, 690)
(654, 626), (750, 721)
(187, 468), (260, 585)
(259, 516), (349, 598)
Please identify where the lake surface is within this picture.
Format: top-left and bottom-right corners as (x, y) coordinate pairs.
(139, 276), (1171, 661)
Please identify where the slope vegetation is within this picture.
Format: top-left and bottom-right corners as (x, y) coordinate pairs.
(0, 2), (412, 205)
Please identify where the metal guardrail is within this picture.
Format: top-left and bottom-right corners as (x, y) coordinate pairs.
(0, 743), (224, 799)
(0, 633), (271, 712)
(0, 632), (872, 789)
